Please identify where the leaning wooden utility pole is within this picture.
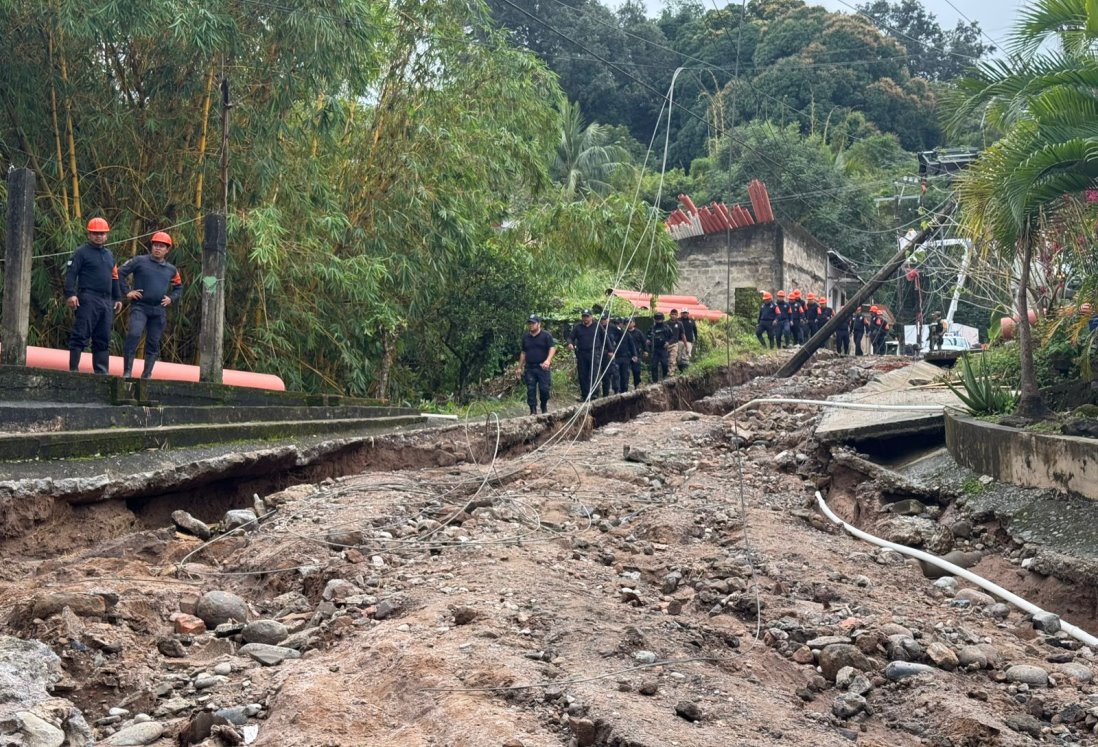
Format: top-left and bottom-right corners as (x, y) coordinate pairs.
(2, 168), (37, 367)
(775, 202), (956, 379)
(199, 75), (231, 384)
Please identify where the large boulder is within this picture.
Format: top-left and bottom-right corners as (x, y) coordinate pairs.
(195, 591), (250, 626)
(0, 635), (93, 746)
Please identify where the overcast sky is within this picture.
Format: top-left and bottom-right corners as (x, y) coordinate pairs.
(629, 0), (1024, 49)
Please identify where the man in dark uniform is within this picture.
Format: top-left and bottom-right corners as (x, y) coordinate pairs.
(64, 217), (122, 374)
(679, 309), (697, 372)
(666, 309), (686, 375)
(757, 291), (778, 348)
(804, 294), (820, 337)
(119, 231), (184, 379)
(567, 309), (597, 400)
(774, 291), (791, 348)
(928, 311), (946, 352)
(870, 305), (890, 354)
(625, 318), (646, 388)
(852, 305), (870, 356)
(833, 307), (851, 355)
(817, 296), (833, 337)
(648, 312), (673, 382)
(593, 312), (621, 397)
(788, 290), (805, 344)
(517, 314), (556, 415)
(612, 318), (635, 393)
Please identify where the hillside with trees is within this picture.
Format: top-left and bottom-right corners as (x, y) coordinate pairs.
(0, 0), (995, 402)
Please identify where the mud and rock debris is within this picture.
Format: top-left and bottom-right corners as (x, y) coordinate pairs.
(0, 356), (1096, 746)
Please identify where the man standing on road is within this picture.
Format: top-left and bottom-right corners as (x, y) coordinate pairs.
(928, 311), (945, 352)
(648, 312), (673, 382)
(625, 318), (646, 389)
(517, 314), (556, 415)
(567, 309), (597, 401)
(64, 217), (122, 374)
(853, 305), (869, 356)
(870, 306), (890, 355)
(593, 312), (620, 398)
(679, 309), (697, 372)
(666, 309), (687, 375)
(774, 291), (791, 348)
(119, 232), (183, 379)
(612, 317), (635, 394)
(757, 291), (778, 349)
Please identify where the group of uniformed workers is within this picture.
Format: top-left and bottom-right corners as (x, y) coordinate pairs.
(756, 290), (892, 356)
(517, 308), (698, 416)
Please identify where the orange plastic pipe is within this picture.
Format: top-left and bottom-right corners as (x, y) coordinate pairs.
(23, 346), (285, 390)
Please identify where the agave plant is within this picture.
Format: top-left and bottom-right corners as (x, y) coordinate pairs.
(947, 354), (1020, 416)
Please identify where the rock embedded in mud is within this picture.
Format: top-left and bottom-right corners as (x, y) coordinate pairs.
(324, 528), (364, 550)
(195, 591), (249, 627)
(831, 693), (866, 719)
(242, 620), (288, 646)
(883, 661), (934, 681)
(0, 636), (94, 746)
(1031, 612), (1061, 634)
(322, 579), (360, 602)
(1056, 662), (1093, 683)
(818, 644), (872, 682)
(926, 642), (959, 671)
(238, 643), (301, 666)
(954, 588), (996, 607)
(171, 510), (212, 540)
(223, 509), (258, 532)
(30, 592), (107, 620)
(675, 700), (702, 722)
(1005, 664), (1049, 686)
(374, 598), (403, 620)
(103, 721), (165, 745)
(957, 645), (997, 669)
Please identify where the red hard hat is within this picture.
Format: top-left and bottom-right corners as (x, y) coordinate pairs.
(762, 291), (773, 301)
(150, 231), (173, 247)
(776, 290), (786, 298)
(870, 305), (880, 313)
(87, 217), (110, 232)
(791, 289), (801, 299)
(807, 293), (816, 301)
(819, 297), (827, 305)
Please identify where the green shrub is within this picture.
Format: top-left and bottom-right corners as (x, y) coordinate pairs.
(947, 353), (1019, 416)
(734, 287), (760, 320)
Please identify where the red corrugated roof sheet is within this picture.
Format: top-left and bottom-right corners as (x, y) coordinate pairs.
(610, 289), (726, 321)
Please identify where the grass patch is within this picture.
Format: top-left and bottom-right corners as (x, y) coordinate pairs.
(962, 476), (987, 495)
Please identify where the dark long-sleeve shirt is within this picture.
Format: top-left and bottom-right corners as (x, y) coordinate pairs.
(626, 328), (646, 356)
(118, 254), (183, 307)
(64, 243), (121, 299)
(568, 321), (598, 352)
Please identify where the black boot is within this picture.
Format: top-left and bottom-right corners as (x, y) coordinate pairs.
(92, 350), (109, 375)
(140, 354), (158, 380)
(69, 348), (82, 372)
(123, 354), (134, 379)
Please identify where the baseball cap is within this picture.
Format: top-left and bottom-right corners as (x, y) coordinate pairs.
(527, 314), (541, 323)
(681, 309), (690, 314)
(654, 312), (665, 320)
(581, 309), (592, 317)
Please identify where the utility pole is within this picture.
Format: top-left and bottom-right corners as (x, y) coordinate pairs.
(775, 203), (956, 379)
(199, 75), (231, 384)
(2, 168), (36, 366)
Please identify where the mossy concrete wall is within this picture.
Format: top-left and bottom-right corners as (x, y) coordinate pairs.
(945, 410), (1098, 500)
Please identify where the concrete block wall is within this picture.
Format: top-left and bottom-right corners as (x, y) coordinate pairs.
(674, 223), (783, 311)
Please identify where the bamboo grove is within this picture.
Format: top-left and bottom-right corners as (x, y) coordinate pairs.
(0, 0), (679, 399)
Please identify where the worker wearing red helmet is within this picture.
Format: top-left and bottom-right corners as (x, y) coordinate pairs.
(118, 231), (184, 379)
(869, 305), (890, 355)
(756, 291), (779, 349)
(64, 217), (122, 374)
(774, 290), (792, 348)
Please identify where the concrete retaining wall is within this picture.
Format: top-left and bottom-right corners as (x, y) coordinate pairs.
(945, 410), (1098, 500)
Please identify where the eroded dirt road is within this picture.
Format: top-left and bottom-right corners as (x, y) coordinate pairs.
(3, 354), (1096, 747)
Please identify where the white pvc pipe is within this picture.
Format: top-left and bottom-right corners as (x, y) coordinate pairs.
(815, 490), (1098, 648)
(723, 397), (946, 419)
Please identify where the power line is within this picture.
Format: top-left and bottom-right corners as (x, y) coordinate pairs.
(937, 0), (1004, 52)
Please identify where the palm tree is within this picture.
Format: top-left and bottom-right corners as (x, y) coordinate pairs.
(948, 0), (1098, 418)
(551, 100), (632, 199)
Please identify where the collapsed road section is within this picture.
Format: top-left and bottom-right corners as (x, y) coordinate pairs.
(3, 353), (1098, 746)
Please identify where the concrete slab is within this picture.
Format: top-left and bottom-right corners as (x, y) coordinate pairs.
(815, 361), (962, 443)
